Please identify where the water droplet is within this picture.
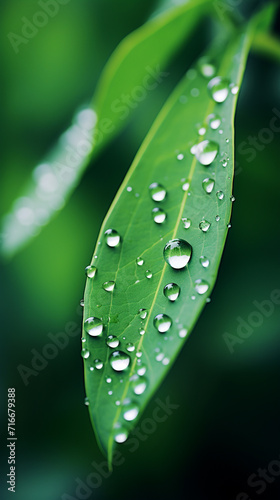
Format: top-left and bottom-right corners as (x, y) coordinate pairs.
(163, 283), (180, 302)
(182, 217), (191, 229)
(93, 359), (103, 370)
(110, 351), (131, 372)
(80, 299), (84, 307)
(85, 265), (97, 278)
(200, 256), (210, 268)
(156, 352), (164, 362)
(191, 88), (199, 97)
(145, 270), (153, 279)
(177, 153), (184, 160)
(105, 229), (121, 248)
(216, 190), (224, 200)
(162, 357), (170, 365)
(152, 207), (167, 224)
(102, 281), (115, 292)
(132, 376), (148, 395)
(106, 335), (120, 348)
(136, 352), (142, 358)
(81, 337), (86, 343)
(127, 186), (132, 192)
(230, 83), (239, 94)
(108, 390), (113, 395)
(194, 140), (219, 166)
(199, 220), (211, 232)
(136, 256), (144, 266)
(227, 223), (232, 229)
(202, 178), (215, 194)
(153, 314), (172, 333)
(182, 181), (190, 191)
(198, 57), (216, 78)
(114, 427), (128, 443)
(225, 138), (229, 143)
(215, 215), (221, 222)
(149, 182), (166, 202)
(179, 328), (188, 338)
(137, 365), (147, 376)
(163, 238), (192, 269)
(230, 195), (235, 202)
(126, 342), (135, 352)
(208, 76), (230, 103)
(81, 349), (90, 359)
(106, 376), (112, 383)
(195, 279), (209, 295)
(138, 308), (148, 320)
(84, 397), (89, 406)
(198, 127), (206, 135)
(207, 113), (221, 130)
(84, 317), (103, 337)
(123, 403), (139, 422)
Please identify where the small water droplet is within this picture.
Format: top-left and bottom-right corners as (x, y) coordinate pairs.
(145, 270), (153, 279)
(230, 83), (239, 94)
(110, 351), (131, 372)
(139, 328), (145, 336)
(80, 299), (84, 307)
(153, 314), (172, 333)
(102, 281), (115, 292)
(208, 76), (230, 103)
(230, 195), (235, 202)
(137, 365), (147, 376)
(202, 177), (215, 194)
(177, 153), (184, 160)
(227, 223), (232, 228)
(199, 220), (211, 232)
(156, 352), (164, 362)
(198, 57), (216, 78)
(123, 403), (139, 422)
(126, 342), (135, 352)
(200, 256), (210, 268)
(225, 138), (229, 143)
(136, 256), (144, 266)
(216, 190), (224, 201)
(84, 397), (89, 406)
(207, 113), (221, 130)
(106, 335), (120, 348)
(182, 181), (190, 191)
(114, 427), (128, 443)
(195, 279), (209, 295)
(81, 349), (90, 359)
(194, 140), (219, 166)
(85, 265), (97, 278)
(105, 229), (121, 248)
(163, 238), (192, 269)
(149, 182), (166, 202)
(132, 376), (148, 395)
(106, 376), (112, 383)
(84, 317), (103, 337)
(152, 207), (167, 224)
(138, 308), (148, 319)
(198, 127), (206, 136)
(179, 328), (188, 338)
(182, 217), (191, 229)
(93, 359), (103, 370)
(127, 186), (132, 192)
(163, 283), (180, 302)
(162, 357), (170, 365)
(215, 215), (221, 222)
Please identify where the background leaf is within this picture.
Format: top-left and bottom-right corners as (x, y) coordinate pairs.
(1, 0), (212, 257)
(83, 28), (254, 463)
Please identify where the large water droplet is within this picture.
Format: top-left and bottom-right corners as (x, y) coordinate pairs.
(199, 220), (211, 233)
(152, 207), (167, 224)
(106, 335), (120, 348)
(208, 76), (230, 103)
(207, 113), (221, 130)
(123, 403), (139, 422)
(105, 229), (121, 248)
(195, 279), (209, 295)
(110, 351), (131, 372)
(136, 256), (144, 266)
(200, 256), (210, 268)
(102, 281), (115, 292)
(149, 182), (166, 202)
(153, 313), (172, 333)
(84, 317), (103, 337)
(194, 140), (219, 166)
(85, 265), (97, 278)
(163, 283), (180, 302)
(132, 376), (148, 395)
(163, 239), (192, 269)
(114, 427), (128, 443)
(202, 178), (215, 194)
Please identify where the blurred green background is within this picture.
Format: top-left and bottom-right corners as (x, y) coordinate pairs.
(1, 1), (280, 499)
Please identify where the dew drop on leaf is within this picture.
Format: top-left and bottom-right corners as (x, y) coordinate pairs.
(163, 238), (192, 269)
(198, 57), (216, 78)
(230, 82), (239, 94)
(80, 299), (84, 307)
(195, 279), (210, 295)
(200, 256), (210, 268)
(216, 190), (225, 200)
(84, 317), (104, 337)
(93, 359), (103, 370)
(194, 140), (219, 166)
(179, 328), (188, 338)
(153, 313), (172, 333)
(149, 182), (166, 202)
(182, 217), (191, 229)
(104, 229), (121, 248)
(163, 283), (180, 302)
(145, 270), (153, 279)
(85, 265), (97, 278)
(136, 256), (144, 266)
(215, 215), (221, 222)
(138, 308), (148, 319)
(207, 113), (221, 130)
(81, 349), (90, 359)
(126, 342), (135, 352)
(137, 365), (147, 376)
(177, 153), (184, 160)
(202, 177), (215, 194)
(152, 207), (167, 224)
(84, 397), (89, 406)
(110, 351), (131, 372)
(132, 376), (148, 395)
(123, 403), (139, 422)
(102, 281), (115, 292)
(106, 335), (120, 348)
(208, 76), (230, 103)
(114, 427), (128, 443)
(199, 220), (211, 232)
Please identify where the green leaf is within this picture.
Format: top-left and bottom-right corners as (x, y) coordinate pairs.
(83, 27), (254, 463)
(1, 0), (212, 257)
